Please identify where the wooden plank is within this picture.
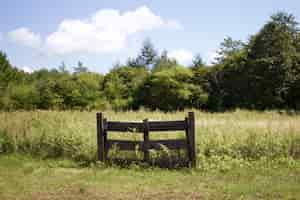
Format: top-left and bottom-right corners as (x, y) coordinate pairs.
(96, 113), (105, 162)
(106, 120), (186, 132)
(143, 119), (150, 162)
(106, 121), (144, 132)
(148, 120), (186, 131)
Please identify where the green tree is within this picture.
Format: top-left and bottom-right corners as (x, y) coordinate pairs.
(215, 37), (244, 64)
(137, 66), (208, 111)
(73, 61), (88, 74)
(58, 62), (69, 74)
(152, 50), (177, 72)
(6, 83), (39, 110)
(0, 51), (27, 110)
(102, 66), (148, 110)
(74, 72), (107, 110)
(247, 12), (299, 109)
(128, 39), (157, 70)
(0, 51), (23, 89)
(208, 49), (249, 110)
(35, 79), (64, 109)
(191, 54), (205, 69)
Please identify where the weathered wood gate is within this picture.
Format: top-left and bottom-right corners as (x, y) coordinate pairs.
(96, 112), (196, 167)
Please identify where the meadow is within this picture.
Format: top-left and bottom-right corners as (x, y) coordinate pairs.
(0, 110), (300, 199)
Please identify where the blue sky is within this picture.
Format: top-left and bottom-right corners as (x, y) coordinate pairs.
(1, 0), (300, 73)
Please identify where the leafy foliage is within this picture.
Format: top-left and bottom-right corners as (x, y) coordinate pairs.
(137, 66), (207, 111)
(0, 12), (300, 111)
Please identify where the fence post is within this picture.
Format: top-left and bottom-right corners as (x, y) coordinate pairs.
(188, 112), (196, 167)
(103, 118), (108, 161)
(185, 117), (191, 165)
(96, 112), (105, 162)
(143, 119), (150, 162)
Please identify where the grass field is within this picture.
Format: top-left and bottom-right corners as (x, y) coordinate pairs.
(1, 110), (300, 199)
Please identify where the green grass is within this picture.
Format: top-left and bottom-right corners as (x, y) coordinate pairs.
(1, 110), (300, 164)
(0, 154), (299, 200)
(0, 110), (300, 199)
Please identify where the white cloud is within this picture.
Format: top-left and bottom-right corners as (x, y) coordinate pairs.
(0, 32), (3, 41)
(169, 49), (194, 65)
(8, 28), (41, 48)
(7, 6), (181, 56)
(44, 6), (181, 55)
(21, 66), (34, 73)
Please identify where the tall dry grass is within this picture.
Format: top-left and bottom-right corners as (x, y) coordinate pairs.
(0, 110), (300, 166)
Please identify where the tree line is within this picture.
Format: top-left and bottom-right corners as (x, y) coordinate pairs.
(1, 12), (300, 111)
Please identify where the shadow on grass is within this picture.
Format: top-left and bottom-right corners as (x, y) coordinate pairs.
(105, 155), (191, 169)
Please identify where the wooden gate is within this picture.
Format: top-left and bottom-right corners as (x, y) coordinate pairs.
(96, 112), (196, 167)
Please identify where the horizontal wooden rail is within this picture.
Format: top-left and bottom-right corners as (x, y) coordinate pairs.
(148, 121), (186, 131)
(107, 139), (187, 151)
(106, 121), (143, 132)
(106, 120), (186, 132)
(97, 112), (196, 167)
